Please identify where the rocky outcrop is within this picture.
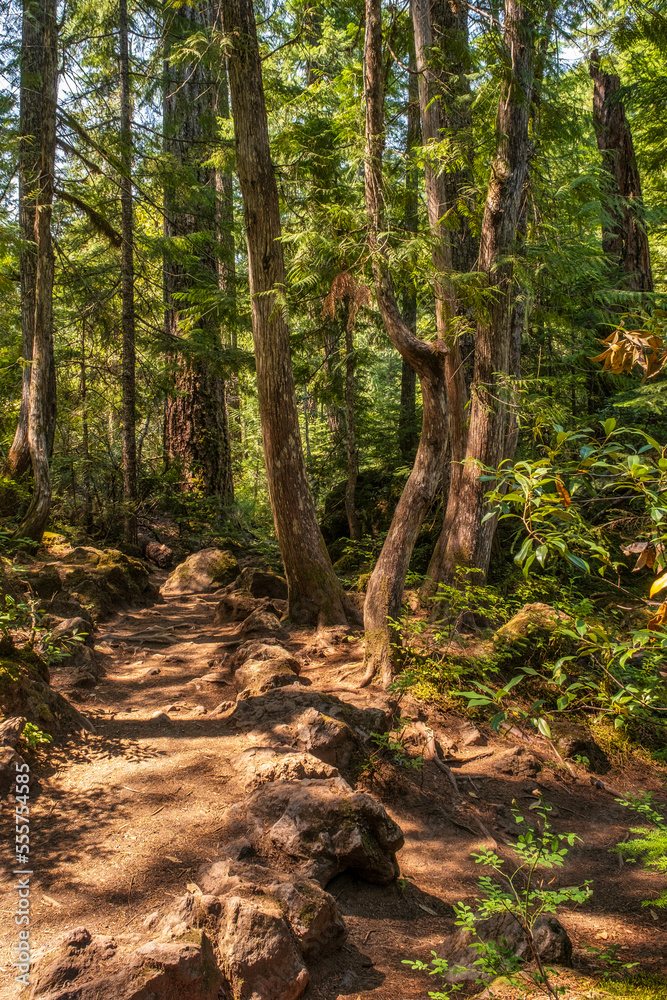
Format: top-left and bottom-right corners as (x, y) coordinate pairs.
(437, 911), (573, 982)
(215, 594), (287, 625)
(491, 747), (542, 779)
(231, 746), (339, 791)
(235, 657), (301, 698)
(161, 548), (239, 596)
(219, 777), (404, 886)
(231, 567), (288, 600)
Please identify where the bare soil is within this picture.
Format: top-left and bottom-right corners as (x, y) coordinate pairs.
(1, 578), (665, 999)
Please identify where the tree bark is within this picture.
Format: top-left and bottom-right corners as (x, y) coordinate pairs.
(411, 0), (469, 598)
(399, 49), (419, 465)
(221, 0), (352, 626)
(440, 0), (542, 581)
(119, 0), (137, 544)
(18, 0), (58, 541)
(343, 300), (362, 542)
(362, 0), (449, 686)
(590, 52), (653, 292)
(163, 1), (233, 499)
(6, 0), (57, 481)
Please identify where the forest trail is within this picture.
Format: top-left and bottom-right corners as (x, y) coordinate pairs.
(3, 577), (667, 999)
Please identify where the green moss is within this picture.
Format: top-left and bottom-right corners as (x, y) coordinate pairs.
(597, 974), (667, 999)
(0, 659), (21, 691)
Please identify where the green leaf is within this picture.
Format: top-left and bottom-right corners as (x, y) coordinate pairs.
(603, 417), (616, 436)
(535, 544), (548, 567)
(536, 717), (552, 738)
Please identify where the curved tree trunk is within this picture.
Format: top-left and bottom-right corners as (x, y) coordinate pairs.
(163, 2), (233, 500)
(18, 0), (58, 541)
(362, 0), (449, 687)
(440, 0), (542, 581)
(221, 0), (352, 626)
(6, 0), (56, 481)
(398, 49), (419, 465)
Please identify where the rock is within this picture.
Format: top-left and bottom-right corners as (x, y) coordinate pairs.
(50, 616), (93, 646)
(29, 927), (221, 1000)
(219, 777), (404, 886)
(191, 705), (207, 716)
(50, 548), (157, 621)
(199, 669), (231, 684)
(0, 645), (93, 737)
(0, 745), (26, 796)
(235, 657), (301, 697)
(231, 746), (339, 791)
(210, 701), (235, 717)
(492, 747), (541, 779)
(296, 708), (361, 770)
(494, 603), (568, 644)
(162, 548), (239, 596)
(460, 724), (484, 747)
(142, 665), (161, 678)
(148, 711), (173, 726)
(14, 564), (62, 600)
(0, 715), (27, 747)
(235, 609), (289, 643)
(235, 641), (301, 674)
(145, 540), (174, 568)
(71, 669), (98, 689)
(437, 912), (572, 982)
(215, 594), (287, 625)
(231, 688), (389, 741)
(233, 567), (289, 601)
(550, 722), (609, 773)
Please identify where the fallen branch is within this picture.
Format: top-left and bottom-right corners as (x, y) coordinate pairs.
(590, 776), (625, 797)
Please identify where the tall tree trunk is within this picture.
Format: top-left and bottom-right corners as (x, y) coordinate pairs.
(362, 0), (449, 686)
(80, 321), (92, 530)
(590, 52), (653, 292)
(440, 0), (542, 581)
(398, 49), (419, 465)
(6, 0), (56, 480)
(343, 300), (362, 542)
(119, 0), (137, 544)
(163, 1), (233, 499)
(220, 0), (352, 626)
(18, 0), (58, 541)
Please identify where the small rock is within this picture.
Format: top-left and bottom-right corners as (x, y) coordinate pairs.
(492, 747), (541, 778)
(72, 669), (98, 689)
(62, 926), (92, 949)
(297, 708), (361, 770)
(0, 746), (26, 797)
(191, 705), (207, 716)
(231, 746), (339, 791)
(148, 711), (173, 725)
(235, 609), (289, 643)
(235, 657), (300, 697)
(460, 725), (484, 747)
(141, 665), (161, 679)
(210, 701), (235, 717)
(200, 669), (231, 684)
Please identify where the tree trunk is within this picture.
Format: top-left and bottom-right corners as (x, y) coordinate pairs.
(440, 0), (542, 581)
(119, 0), (137, 545)
(398, 49), (419, 465)
(362, 0), (449, 686)
(18, 0), (58, 542)
(221, 0), (352, 626)
(590, 52), (653, 292)
(163, 1), (233, 499)
(411, 0), (469, 598)
(343, 300), (362, 542)
(6, 0), (57, 481)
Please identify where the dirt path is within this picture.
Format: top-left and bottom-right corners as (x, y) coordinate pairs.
(1, 581), (666, 998)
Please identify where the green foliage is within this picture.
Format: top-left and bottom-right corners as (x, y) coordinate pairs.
(404, 799), (592, 999)
(361, 718), (423, 782)
(20, 722), (53, 751)
(0, 595), (86, 666)
(616, 792), (667, 908)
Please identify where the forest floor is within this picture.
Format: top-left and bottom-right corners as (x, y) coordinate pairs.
(1, 572), (666, 999)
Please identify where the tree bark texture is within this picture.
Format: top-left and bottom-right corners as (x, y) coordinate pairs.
(343, 300), (362, 542)
(163, 1), (233, 499)
(6, 0), (57, 481)
(399, 50), (419, 465)
(440, 0), (541, 581)
(590, 52), (653, 293)
(362, 0), (449, 686)
(18, 0), (58, 541)
(411, 0), (469, 596)
(221, 0), (352, 626)
(119, 0), (137, 544)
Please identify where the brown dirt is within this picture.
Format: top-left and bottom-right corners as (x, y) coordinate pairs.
(0, 577), (666, 999)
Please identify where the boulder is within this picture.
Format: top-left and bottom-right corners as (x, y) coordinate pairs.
(494, 603), (568, 644)
(437, 911), (572, 982)
(50, 616), (92, 647)
(550, 722), (609, 772)
(491, 747), (541, 779)
(162, 549), (239, 596)
(235, 609), (289, 643)
(215, 594), (287, 625)
(235, 657), (301, 698)
(53, 548), (157, 620)
(28, 926), (221, 1000)
(219, 777), (404, 886)
(0, 645), (93, 736)
(296, 708), (361, 770)
(231, 746), (339, 791)
(234, 641), (300, 673)
(232, 567), (289, 601)
(230, 688), (389, 740)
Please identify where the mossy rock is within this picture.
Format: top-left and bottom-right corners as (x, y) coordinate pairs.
(162, 548), (239, 596)
(0, 645), (89, 736)
(56, 548), (155, 620)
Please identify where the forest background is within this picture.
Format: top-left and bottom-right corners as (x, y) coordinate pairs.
(1, 0), (667, 690)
